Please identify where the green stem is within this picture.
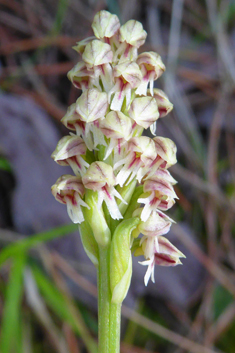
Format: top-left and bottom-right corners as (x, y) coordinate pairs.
(98, 246), (121, 353)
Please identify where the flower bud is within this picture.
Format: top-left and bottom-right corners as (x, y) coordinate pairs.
(92, 10), (120, 40)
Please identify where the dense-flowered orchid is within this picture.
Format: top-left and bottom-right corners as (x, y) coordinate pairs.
(51, 10), (184, 320)
(51, 10), (185, 351)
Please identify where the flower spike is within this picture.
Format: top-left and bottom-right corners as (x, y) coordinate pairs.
(51, 10), (184, 297)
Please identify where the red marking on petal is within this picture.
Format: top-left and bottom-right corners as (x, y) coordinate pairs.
(118, 139), (121, 154)
(129, 156), (139, 169)
(124, 44), (131, 57)
(154, 253), (176, 265)
(132, 122), (137, 129)
(102, 186), (112, 200)
(71, 156), (81, 169)
(150, 197), (160, 207)
(160, 161), (167, 168)
(159, 107), (167, 117)
(150, 155), (161, 167)
(67, 123), (76, 130)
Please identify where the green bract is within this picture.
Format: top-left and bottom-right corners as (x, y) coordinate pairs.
(110, 218), (140, 303)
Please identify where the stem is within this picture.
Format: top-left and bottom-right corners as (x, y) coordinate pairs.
(98, 246), (122, 353)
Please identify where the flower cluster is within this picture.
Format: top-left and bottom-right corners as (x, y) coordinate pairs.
(51, 10), (185, 288)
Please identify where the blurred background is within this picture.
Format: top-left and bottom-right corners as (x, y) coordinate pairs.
(0, 0), (235, 352)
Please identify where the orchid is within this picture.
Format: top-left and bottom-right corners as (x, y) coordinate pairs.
(51, 10), (184, 353)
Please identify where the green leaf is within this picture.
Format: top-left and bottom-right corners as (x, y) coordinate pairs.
(32, 266), (77, 329)
(0, 252), (26, 353)
(0, 156), (12, 173)
(213, 284), (233, 320)
(51, 0), (69, 35)
(0, 223), (77, 268)
(32, 266), (97, 353)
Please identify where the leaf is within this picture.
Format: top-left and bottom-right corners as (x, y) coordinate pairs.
(0, 223), (77, 268)
(32, 266), (97, 353)
(0, 252), (26, 353)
